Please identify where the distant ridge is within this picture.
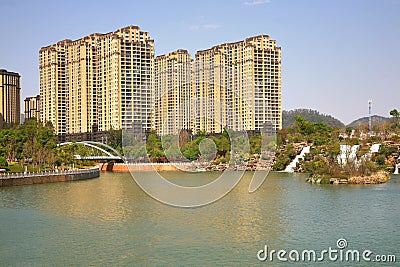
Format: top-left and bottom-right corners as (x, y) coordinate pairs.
(282, 109), (345, 129)
(347, 115), (389, 128)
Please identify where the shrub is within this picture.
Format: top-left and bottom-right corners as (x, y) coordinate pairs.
(0, 156), (8, 167)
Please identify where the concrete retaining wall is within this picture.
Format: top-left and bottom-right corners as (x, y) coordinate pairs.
(0, 167), (100, 187)
(99, 163), (192, 172)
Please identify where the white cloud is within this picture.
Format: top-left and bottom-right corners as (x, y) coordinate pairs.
(243, 0), (271, 6)
(202, 24), (220, 29)
(190, 24), (221, 30)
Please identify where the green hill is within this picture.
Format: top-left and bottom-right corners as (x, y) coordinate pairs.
(347, 115), (389, 128)
(282, 109), (345, 129)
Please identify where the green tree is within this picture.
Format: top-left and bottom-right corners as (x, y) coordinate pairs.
(107, 129), (123, 153)
(146, 130), (164, 161)
(390, 109), (399, 126)
(181, 136), (202, 161)
(212, 130), (230, 154)
(249, 135), (261, 154)
(0, 156), (8, 167)
(345, 127), (352, 136)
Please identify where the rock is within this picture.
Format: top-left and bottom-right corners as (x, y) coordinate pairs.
(347, 170), (389, 184)
(330, 178), (339, 184)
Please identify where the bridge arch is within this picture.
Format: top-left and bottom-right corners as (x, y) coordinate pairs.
(58, 141), (123, 161)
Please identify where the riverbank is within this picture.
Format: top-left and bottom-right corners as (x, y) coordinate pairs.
(0, 167), (100, 187)
(99, 163), (189, 172)
(99, 161), (274, 172)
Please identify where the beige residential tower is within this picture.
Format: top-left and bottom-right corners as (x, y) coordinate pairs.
(39, 26), (154, 137)
(40, 27), (281, 138)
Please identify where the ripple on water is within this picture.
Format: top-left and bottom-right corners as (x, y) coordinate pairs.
(0, 171), (399, 266)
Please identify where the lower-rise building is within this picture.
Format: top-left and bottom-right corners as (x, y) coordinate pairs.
(0, 69), (21, 127)
(24, 95), (40, 121)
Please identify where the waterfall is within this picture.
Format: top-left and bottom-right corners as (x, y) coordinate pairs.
(284, 146), (311, 173)
(337, 144), (349, 165)
(394, 164), (399, 175)
(337, 145), (360, 165)
(370, 144), (381, 153)
(361, 143), (381, 161)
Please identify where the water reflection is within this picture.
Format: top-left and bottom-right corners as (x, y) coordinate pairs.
(0, 172), (399, 266)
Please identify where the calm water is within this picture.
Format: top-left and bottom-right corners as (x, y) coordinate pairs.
(0, 171), (399, 266)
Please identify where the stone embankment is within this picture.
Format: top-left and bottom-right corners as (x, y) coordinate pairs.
(0, 167), (100, 187)
(100, 163), (189, 172)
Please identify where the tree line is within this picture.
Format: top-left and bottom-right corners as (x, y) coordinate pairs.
(123, 129), (268, 164)
(0, 120), (95, 171)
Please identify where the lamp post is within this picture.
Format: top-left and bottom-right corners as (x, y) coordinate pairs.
(368, 100), (372, 135)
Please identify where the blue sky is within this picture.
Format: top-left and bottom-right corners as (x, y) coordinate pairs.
(1, 0), (399, 124)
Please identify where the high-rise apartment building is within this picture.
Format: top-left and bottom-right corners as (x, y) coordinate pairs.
(40, 27), (281, 138)
(154, 35), (282, 135)
(39, 40), (69, 135)
(194, 35), (281, 134)
(153, 50), (193, 136)
(24, 95), (40, 121)
(0, 69), (21, 127)
(250, 35), (282, 132)
(39, 26), (154, 137)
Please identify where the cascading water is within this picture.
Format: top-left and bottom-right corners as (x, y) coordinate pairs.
(283, 143), (383, 173)
(284, 146), (311, 173)
(338, 144), (381, 166)
(370, 144), (381, 153)
(337, 145), (360, 165)
(361, 143), (381, 161)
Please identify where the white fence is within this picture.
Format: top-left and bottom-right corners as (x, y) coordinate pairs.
(0, 167), (100, 180)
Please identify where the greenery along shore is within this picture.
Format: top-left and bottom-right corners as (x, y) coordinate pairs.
(0, 109), (399, 180)
(274, 110), (400, 184)
(0, 120), (100, 172)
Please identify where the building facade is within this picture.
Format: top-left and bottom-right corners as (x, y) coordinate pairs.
(153, 50), (193, 136)
(39, 40), (69, 135)
(24, 95), (40, 121)
(39, 26), (154, 137)
(193, 35), (281, 134)
(0, 69), (21, 127)
(40, 27), (281, 138)
(154, 35), (282, 135)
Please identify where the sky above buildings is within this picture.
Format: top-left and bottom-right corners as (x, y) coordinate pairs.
(1, 0), (399, 124)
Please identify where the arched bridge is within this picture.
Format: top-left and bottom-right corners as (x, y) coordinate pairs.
(58, 141), (124, 162)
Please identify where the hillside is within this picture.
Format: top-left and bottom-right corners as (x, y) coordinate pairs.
(347, 115), (389, 128)
(282, 109), (345, 129)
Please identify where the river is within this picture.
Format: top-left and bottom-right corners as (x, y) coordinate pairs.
(0, 171), (399, 266)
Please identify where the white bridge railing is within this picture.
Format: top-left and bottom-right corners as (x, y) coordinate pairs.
(0, 167), (100, 179)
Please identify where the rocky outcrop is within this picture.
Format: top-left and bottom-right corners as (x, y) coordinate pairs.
(348, 170), (389, 184)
